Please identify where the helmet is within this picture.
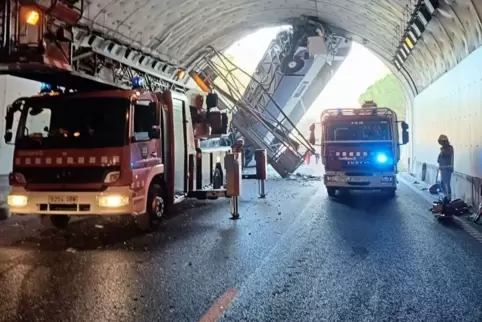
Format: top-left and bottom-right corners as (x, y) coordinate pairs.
(438, 134), (448, 142)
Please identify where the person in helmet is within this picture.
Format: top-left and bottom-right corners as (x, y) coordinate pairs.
(437, 134), (454, 200)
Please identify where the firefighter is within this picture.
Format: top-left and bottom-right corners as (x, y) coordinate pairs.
(437, 134), (454, 201)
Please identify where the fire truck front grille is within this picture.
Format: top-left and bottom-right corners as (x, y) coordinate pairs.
(16, 166), (120, 184)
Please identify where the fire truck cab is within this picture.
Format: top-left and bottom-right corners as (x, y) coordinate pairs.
(313, 101), (409, 198)
(4, 82), (240, 229)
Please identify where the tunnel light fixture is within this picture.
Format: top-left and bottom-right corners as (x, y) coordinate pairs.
(392, 0), (438, 71)
(411, 25), (421, 38)
(423, 0), (436, 15)
(404, 37), (414, 50)
(402, 43), (410, 55)
(408, 31), (417, 44)
(394, 57), (402, 71)
(417, 11), (429, 26)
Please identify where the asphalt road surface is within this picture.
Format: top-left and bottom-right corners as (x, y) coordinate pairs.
(1, 173), (482, 322)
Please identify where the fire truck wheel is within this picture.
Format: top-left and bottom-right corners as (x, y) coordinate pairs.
(385, 188), (396, 198)
(148, 183), (165, 221)
(50, 215), (70, 229)
(327, 187), (336, 197)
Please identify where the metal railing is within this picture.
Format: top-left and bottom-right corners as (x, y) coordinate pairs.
(193, 47), (314, 177)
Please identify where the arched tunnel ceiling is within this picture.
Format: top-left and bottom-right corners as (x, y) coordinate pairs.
(80, 0), (482, 94)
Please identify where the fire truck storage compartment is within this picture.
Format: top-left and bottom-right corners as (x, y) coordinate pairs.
(171, 95), (196, 195)
(196, 139), (232, 190)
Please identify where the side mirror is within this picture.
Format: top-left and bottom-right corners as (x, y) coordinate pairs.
(402, 130), (409, 145)
(401, 121), (409, 131)
(4, 131), (12, 143)
(149, 127), (161, 139)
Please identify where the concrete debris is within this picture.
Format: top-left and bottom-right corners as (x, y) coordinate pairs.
(290, 173), (322, 181)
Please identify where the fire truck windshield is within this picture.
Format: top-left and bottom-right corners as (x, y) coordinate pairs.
(15, 96), (130, 149)
(326, 120), (391, 141)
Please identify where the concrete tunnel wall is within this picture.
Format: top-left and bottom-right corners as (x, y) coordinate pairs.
(411, 44), (482, 207)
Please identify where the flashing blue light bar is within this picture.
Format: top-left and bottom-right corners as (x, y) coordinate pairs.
(40, 82), (52, 92)
(132, 76), (145, 89)
(375, 153), (388, 164)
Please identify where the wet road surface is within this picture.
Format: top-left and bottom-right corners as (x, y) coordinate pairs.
(1, 174), (482, 322)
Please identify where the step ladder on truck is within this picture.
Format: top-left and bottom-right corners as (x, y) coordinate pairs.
(310, 101), (410, 198)
(1, 0), (242, 229)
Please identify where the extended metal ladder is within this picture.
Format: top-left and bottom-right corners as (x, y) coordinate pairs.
(193, 47), (313, 178)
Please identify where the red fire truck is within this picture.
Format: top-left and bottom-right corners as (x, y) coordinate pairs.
(4, 83), (241, 229)
(1, 0), (242, 229)
(312, 101), (409, 198)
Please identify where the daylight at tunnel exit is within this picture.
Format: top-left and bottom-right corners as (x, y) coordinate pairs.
(1, 0), (482, 321)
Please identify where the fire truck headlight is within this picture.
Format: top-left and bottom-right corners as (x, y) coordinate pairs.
(104, 171), (120, 183)
(98, 195), (129, 208)
(325, 175), (338, 182)
(375, 153), (388, 163)
(8, 195), (28, 207)
(381, 176), (394, 182)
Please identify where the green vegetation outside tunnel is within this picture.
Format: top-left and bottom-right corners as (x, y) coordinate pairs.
(358, 73), (406, 121)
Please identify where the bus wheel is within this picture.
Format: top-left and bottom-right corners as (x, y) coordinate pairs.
(50, 215), (70, 229)
(327, 187), (336, 197)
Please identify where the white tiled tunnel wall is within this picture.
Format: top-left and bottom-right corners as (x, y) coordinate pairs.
(0, 75), (41, 175)
(412, 43), (482, 207)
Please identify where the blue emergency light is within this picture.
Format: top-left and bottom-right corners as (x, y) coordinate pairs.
(132, 76), (145, 89)
(375, 153), (388, 164)
(40, 82), (52, 92)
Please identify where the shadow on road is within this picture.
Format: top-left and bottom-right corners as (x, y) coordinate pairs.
(1, 198), (226, 252)
(329, 190), (395, 212)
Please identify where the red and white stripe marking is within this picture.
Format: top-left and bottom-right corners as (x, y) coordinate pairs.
(335, 151), (371, 157)
(14, 155), (120, 166)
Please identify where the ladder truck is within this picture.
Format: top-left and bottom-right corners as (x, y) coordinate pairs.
(1, 0), (241, 229)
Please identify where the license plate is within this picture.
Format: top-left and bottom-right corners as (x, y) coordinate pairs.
(48, 195), (78, 204)
(348, 177), (367, 182)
